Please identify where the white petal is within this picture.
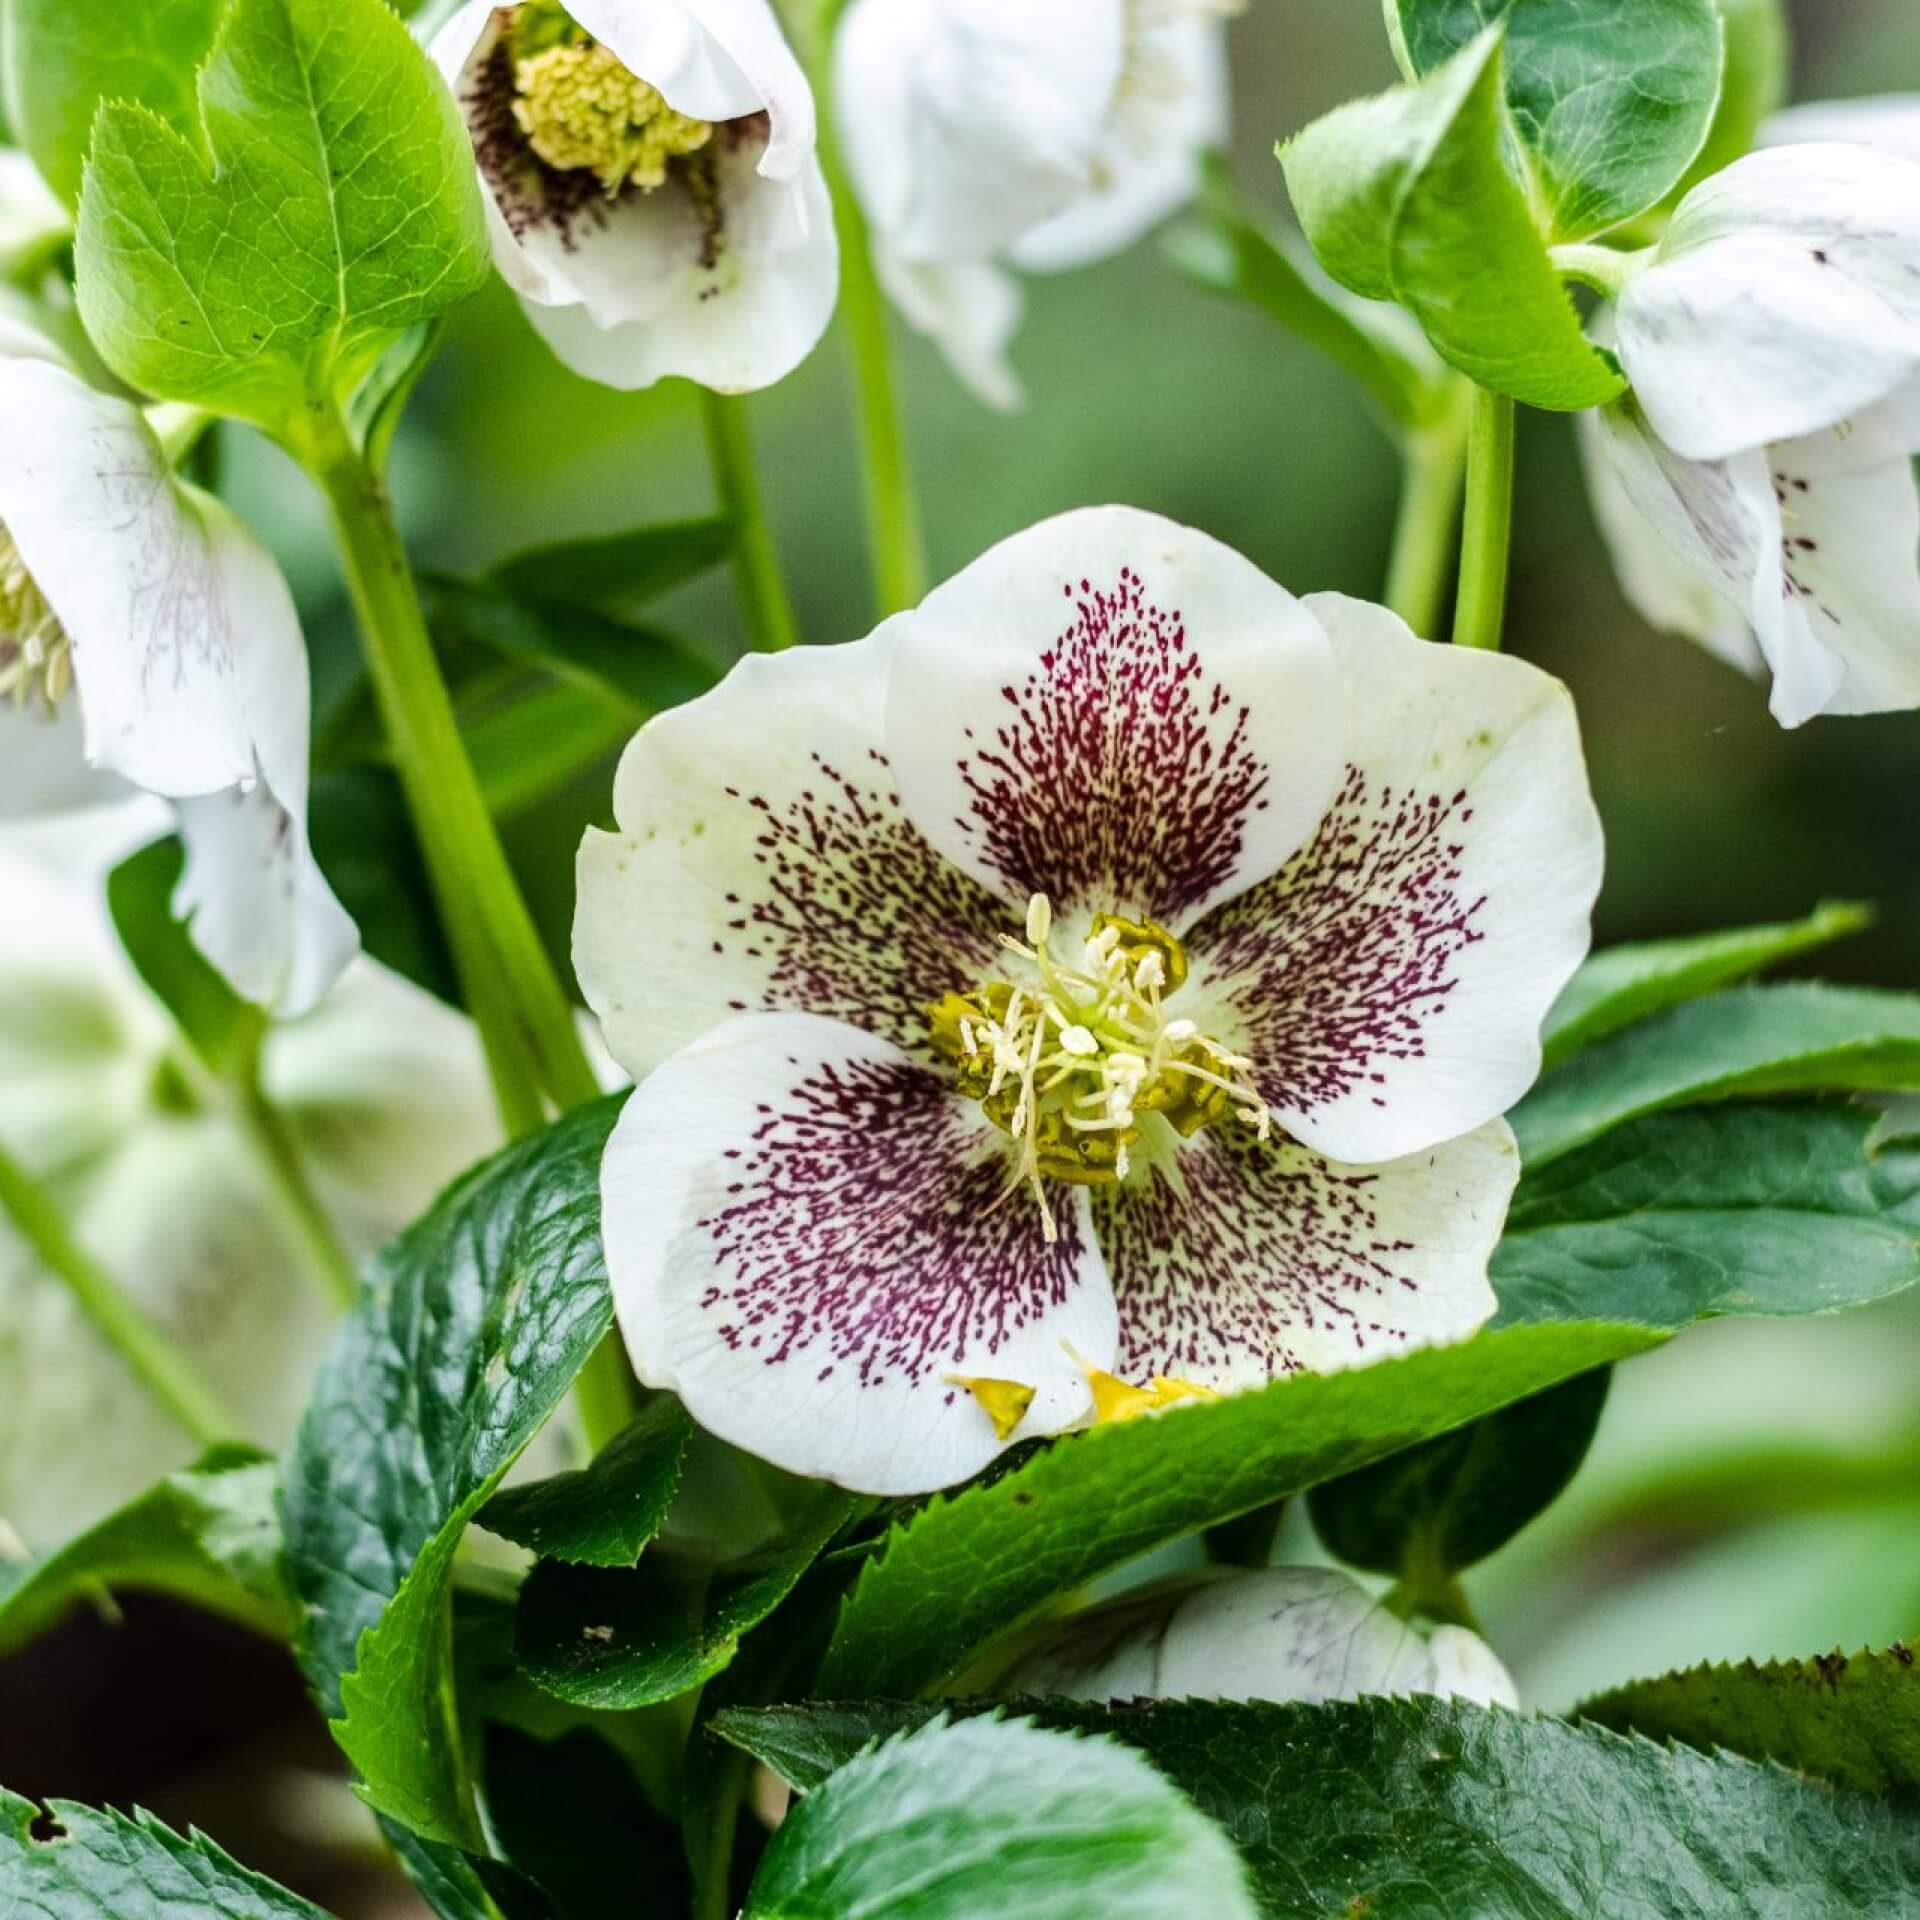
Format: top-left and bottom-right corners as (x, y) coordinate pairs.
(1575, 407), (1763, 679)
(601, 1011), (1117, 1494)
(1090, 1119), (1514, 1388)
(1619, 145), (1920, 460)
(834, 0), (1124, 262)
(1763, 95), (1920, 165)
(0, 150), (68, 275)
(1422, 1625), (1520, 1709)
(0, 701), (130, 819)
(576, 630), (1011, 1083)
(885, 505), (1342, 932)
(874, 247), (1026, 411)
(1010, 7), (1229, 274)
(1188, 598), (1601, 1164)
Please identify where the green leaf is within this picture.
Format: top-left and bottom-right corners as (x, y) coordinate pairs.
(816, 1322), (1660, 1699)
(1307, 1366), (1609, 1585)
(1672, 0), (1790, 202)
(0, 1446), (291, 1658)
(741, 1715), (1257, 1920)
(74, 0), (488, 428)
(721, 1696), (1920, 1916)
(1581, 1646), (1920, 1803)
(1280, 28), (1623, 411)
(514, 1492), (853, 1710)
(466, 681), (637, 819)
(106, 837), (254, 1073)
(0, 1785), (332, 1918)
(489, 515), (738, 617)
(1515, 983), (1920, 1168)
(1495, 1101), (1920, 1328)
(0, 0), (222, 206)
(1542, 903), (1874, 1069)
(280, 1094), (622, 1848)
(1391, 0), (1724, 239)
(480, 1398), (690, 1568)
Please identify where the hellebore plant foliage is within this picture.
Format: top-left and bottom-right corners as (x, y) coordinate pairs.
(7, 2), (1920, 1918)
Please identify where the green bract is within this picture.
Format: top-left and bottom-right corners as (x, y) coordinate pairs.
(1280, 28), (1624, 411)
(72, 0), (489, 431)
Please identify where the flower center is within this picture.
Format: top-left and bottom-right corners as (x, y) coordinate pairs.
(928, 893), (1269, 1242)
(508, 4), (712, 197)
(0, 524), (72, 713)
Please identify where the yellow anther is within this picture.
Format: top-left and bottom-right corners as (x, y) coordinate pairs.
(512, 40), (712, 195)
(1084, 1366), (1219, 1425)
(947, 1374), (1037, 1442)
(1025, 892), (1053, 945)
(0, 525), (73, 715)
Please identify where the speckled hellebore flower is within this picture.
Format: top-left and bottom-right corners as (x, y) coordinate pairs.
(432, 0), (837, 392)
(1006, 1566), (1519, 1709)
(0, 318), (356, 1016)
(576, 507), (1601, 1494)
(0, 806), (499, 1554)
(832, 0), (1234, 408)
(1579, 143), (1920, 726)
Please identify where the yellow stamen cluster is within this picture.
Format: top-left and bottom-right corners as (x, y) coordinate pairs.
(929, 892), (1270, 1244)
(511, 40), (712, 196)
(0, 526), (72, 711)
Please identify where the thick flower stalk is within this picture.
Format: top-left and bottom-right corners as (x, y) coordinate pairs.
(432, 0), (838, 392)
(576, 505), (1602, 1494)
(1007, 1566), (1519, 1709)
(0, 318), (356, 1016)
(833, 0), (1235, 407)
(1579, 138), (1920, 726)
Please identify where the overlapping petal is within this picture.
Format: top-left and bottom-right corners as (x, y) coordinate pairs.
(1763, 94), (1920, 164)
(601, 1011), (1115, 1493)
(885, 506), (1342, 933)
(1188, 597), (1600, 1164)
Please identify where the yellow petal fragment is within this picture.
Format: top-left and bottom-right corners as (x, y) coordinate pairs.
(946, 1374), (1037, 1442)
(1085, 1366), (1219, 1425)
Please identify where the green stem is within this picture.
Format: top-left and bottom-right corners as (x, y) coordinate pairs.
(701, 390), (801, 652)
(1451, 386), (1516, 651)
(1383, 386), (1471, 639)
(233, 1052), (360, 1313)
(572, 1336), (640, 1458)
(0, 1141), (236, 1446)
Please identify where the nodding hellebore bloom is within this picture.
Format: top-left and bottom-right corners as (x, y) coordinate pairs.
(1007, 1566), (1519, 1710)
(576, 506), (1602, 1495)
(0, 313), (355, 1017)
(833, 0), (1235, 408)
(1579, 139), (1920, 727)
(0, 806), (499, 1554)
(432, 0), (837, 392)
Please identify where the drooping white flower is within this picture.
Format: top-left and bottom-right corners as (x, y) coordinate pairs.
(432, 0), (837, 393)
(0, 324), (356, 1015)
(833, 0), (1233, 408)
(1581, 142), (1920, 725)
(575, 506), (1602, 1495)
(1005, 1566), (1520, 1710)
(0, 807), (499, 1553)
(1762, 95), (1920, 164)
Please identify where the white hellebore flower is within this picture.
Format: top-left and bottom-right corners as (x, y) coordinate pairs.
(833, 0), (1234, 408)
(1580, 140), (1920, 726)
(432, 0), (837, 392)
(0, 320), (356, 1016)
(0, 806), (500, 1553)
(1006, 1566), (1520, 1710)
(576, 505), (1602, 1495)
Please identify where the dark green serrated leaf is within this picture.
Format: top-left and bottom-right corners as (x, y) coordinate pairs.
(0, 1446), (290, 1658)
(1495, 1102), (1920, 1328)
(0, 0), (222, 206)
(816, 1322), (1659, 1699)
(281, 1094), (622, 1850)
(1308, 1366), (1609, 1585)
(74, 0), (488, 427)
(515, 1492), (852, 1710)
(1581, 1645), (1920, 1803)
(0, 1785), (330, 1918)
(1515, 983), (1920, 1167)
(107, 836), (254, 1071)
(719, 1695), (1920, 1917)
(742, 1715), (1257, 1920)
(1280, 28), (1623, 411)
(1393, 0), (1724, 238)
(480, 1397), (690, 1568)
(1542, 903), (1873, 1069)
(489, 515), (737, 617)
